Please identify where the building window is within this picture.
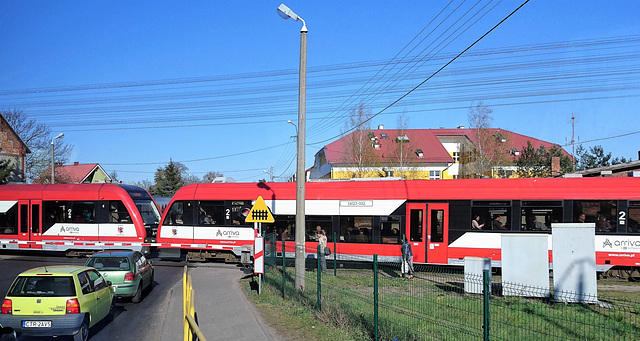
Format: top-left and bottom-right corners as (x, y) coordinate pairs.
(429, 170), (441, 180)
(453, 152), (460, 163)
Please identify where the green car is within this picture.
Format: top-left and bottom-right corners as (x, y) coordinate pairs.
(0, 265), (115, 341)
(85, 250), (154, 303)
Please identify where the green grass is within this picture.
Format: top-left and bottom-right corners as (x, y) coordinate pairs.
(248, 262), (640, 340)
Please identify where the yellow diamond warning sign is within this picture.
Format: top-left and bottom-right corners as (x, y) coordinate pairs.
(245, 196), (275, 223)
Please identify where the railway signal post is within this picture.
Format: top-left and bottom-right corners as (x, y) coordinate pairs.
(245, 196), (275, 295)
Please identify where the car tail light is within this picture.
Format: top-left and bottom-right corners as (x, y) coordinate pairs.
(1, 299), (11, 314)
(66, 299), (80, 314)
(124, 272), (135, 282)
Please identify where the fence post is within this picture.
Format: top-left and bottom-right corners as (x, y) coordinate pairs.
(333, 232), (337, 277)
(483, 269), (490, 341)
(317, 244), (322, 312)
(373, 254), (379, 341)
(401, 234), (406, 278)
(282, 238), (286, 299)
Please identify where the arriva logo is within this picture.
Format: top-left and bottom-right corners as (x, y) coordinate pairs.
(59, 226), (80, 234)
(602, 238), (640, 248)
(216, 230), (240, 237)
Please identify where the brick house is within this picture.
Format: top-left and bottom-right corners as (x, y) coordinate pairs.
(0, 114), (30, 182)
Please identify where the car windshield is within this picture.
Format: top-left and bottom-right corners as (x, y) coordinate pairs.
(135, 199), (161, 225)
(9, 276), (76, 297)
(87, 257), (131, 271)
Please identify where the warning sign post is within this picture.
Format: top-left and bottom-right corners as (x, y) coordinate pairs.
(246, 196), (274, 295)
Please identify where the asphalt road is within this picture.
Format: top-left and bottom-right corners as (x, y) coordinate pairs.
(0, 251), (185, 341)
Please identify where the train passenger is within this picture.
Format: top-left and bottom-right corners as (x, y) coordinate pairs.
(471, 215), (484, 230)
(577, 213), (586, 223)
(492, 215), (505, 230)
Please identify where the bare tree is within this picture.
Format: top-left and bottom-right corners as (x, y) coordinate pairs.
(466, 102), (510, 178)
(341, 105), (382, 178)
(392, 111), (414, 179)
(2, 109), (73, 182)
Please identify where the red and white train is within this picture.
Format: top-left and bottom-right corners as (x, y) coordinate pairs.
(156, 177), (640, 273)
(0, 184), (161, 255)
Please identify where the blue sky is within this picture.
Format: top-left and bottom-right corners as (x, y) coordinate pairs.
(1, 1), (639, 184)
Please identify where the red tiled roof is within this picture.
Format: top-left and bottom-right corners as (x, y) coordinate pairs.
(322, 128), (567, 165)
(56, 163), (101, 183)
(37, 163), (109, 184)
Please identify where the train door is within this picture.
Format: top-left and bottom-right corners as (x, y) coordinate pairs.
(18, 200), (43, 249)
(406, 204), (426, 263)
(426, 203), (449, 264)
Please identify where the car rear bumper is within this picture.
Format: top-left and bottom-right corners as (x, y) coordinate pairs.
(113, 283), (137, 297)
(0, 313), (85, 336)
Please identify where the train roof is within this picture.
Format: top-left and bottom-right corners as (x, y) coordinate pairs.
(170, 177), (640, 201)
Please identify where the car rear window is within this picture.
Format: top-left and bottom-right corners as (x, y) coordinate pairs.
(9, 276), (76, 297)
(86, 256), (130, 271)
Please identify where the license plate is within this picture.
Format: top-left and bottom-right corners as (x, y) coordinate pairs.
(23, 320), (52, 328)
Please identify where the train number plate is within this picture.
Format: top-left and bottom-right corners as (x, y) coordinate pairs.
(23, 320), (51, 328)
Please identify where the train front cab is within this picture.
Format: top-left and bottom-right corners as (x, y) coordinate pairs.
(405, 203), (449, 264)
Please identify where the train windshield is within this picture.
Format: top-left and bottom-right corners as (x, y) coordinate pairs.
(134, 199), (161, 225)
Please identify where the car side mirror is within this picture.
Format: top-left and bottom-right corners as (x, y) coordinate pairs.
(106, 281), (113, 287)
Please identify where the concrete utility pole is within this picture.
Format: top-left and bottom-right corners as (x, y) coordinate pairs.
(277, 3), (307, 291)
(51, 133), (64, 184)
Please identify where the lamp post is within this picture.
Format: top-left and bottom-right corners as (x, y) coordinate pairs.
(278, 3), (307, 291)
(51, 133), (64, 184)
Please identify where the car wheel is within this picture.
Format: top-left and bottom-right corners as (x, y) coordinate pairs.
(132, 282), (143, 303)
(73, 315), (89, 341)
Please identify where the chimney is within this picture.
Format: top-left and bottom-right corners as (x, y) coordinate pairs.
(378, 125), (384, 130)
(551, 157), (560, 176)
(73, 162), (79, 166)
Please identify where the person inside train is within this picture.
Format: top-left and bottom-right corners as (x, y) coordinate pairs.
(471, 215), (484, 230)
(492, 215), (505, 230)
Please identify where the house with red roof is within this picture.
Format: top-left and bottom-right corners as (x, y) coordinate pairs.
(309, 126), (569, 180)
(0, 114), (31, 182)
(36, 162), (112, 184)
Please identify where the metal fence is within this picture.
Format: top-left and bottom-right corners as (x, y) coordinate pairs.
(262, 233), (640, 340)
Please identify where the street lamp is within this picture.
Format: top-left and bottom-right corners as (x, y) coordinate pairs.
(278, 3), (307, 291)
(51, 133), (64, 184)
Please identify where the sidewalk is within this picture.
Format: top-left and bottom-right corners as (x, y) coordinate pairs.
(160, 265), (281, 341)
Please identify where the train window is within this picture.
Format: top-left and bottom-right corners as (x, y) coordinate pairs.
(266, 216), (294, 241)
(520, 206), (562, 232)
(628, 207), (640, 234)
(380, 216), (401, 244)
(107, 201), (130, 223)
(471, 206), (512, 230)
(430, 210), (444, 243)
(339, 216), (372, 243)
(306, 216), (332, 242)
(71, 202), (96, 223)
(231, 201), (252, 225)
(197, 201), (225, 225)
(409, 209), (423, 242)
(163, 201), (194, 226)
(20, 204), (28, 233)
(0, 202), (18, 235)
(573, 200), (616, 233)
(32, 205), (40, 233)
